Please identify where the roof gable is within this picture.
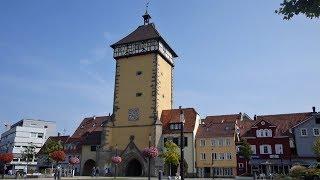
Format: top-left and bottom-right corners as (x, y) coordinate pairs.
(257, 112), (312, 137)
(111, 23), (177, 57)
(72, 116), (110, 138)
(160, 108), (198, 134)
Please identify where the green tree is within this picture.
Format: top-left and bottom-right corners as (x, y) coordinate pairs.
(43, 139), (63, 171)
(238, 140), (253, 174)
(160, 141), (180, 176)
(21, 143), (36, 174)
(44, 139), (63, 156)
(313, 137), (320, 161)
(276, 0), (320, 20)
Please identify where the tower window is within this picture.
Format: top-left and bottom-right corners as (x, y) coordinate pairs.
(136, 92), (143, 97)
(136, 71), (142, 76)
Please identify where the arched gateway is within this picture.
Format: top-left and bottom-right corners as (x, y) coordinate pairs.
(115, 139), (148, 176)
(82, 159), (95, 175)
(125, 159), (143, 176)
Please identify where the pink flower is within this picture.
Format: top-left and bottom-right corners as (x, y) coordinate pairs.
(111, 156), (122, 164)
(69, 157), (80, 165)
(142, 147), (159, 159)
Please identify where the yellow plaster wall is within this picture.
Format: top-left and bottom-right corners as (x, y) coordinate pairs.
(156, 55), (172, 118)
(111, 126), (153, 150)
(196, 137), (237, 168)
(114, 54), (154, 127)
(111, 53), (173, 150)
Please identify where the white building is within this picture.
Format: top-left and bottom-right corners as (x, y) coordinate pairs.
(0, 119), (56, 171)
(160, 108), (201, 177)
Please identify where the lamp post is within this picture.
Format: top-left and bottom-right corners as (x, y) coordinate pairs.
(148, 134), (151, 180)
(211, 150), (215, 179)
(179, 106), (185, 180)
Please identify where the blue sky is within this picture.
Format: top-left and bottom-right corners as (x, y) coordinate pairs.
(0, 0), (319, 135)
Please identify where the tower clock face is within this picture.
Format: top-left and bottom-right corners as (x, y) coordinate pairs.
(128, 108), (140, 121)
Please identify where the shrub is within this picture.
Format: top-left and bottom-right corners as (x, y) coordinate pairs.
(305, 168), (320, 177)
(289, 165), (307, 177)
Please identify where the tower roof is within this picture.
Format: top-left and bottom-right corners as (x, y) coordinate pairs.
(111, 23), (178, 58)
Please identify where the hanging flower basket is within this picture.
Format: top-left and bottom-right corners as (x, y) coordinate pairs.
(142, 147), (159, 159)
(111, 156), (122, 164)
(69, 157), (80, 165)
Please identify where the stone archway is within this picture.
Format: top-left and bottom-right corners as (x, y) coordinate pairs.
(82, 159), (96, 176)
(125, 158), (143, 176)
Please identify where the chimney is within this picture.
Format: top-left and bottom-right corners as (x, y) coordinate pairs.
(312, 106), (316, 113)
(254, 115), (257, 120)
(58, 132), (61, 137)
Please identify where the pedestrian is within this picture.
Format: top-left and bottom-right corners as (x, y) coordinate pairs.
(96, 167), (99, 176)
(92, 166), (96, 177)
(105, 167), (109, 176)
(54, 168), (57, 180)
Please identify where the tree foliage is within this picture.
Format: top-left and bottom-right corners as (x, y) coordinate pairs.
(160, 140), (180, 166)
(313, 137), (320, 158)
(21, 144), (36, 163)
(49, 150), (65, 163)
(44, 139), (63, 155)
(238, 140), (253, 160)
(276, 0), (320, 20)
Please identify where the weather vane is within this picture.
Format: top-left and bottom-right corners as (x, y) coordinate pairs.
(143, 0), (151, 25)
(145, 0), (150, 13)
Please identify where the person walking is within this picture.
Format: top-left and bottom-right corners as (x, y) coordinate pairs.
(91, 166), (96, 177)
(95, 167), (99, 176)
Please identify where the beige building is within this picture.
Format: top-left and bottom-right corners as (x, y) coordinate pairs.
(196, 115), (239, 177)
(98, 11), (178, 176)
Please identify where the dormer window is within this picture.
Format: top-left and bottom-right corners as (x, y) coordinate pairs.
(301, 128), (308, 136)
(169, 123), (181, 130)
(256, 129), (272, 137)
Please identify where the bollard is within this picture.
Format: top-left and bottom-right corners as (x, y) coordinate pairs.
(158, 170), (162, 180)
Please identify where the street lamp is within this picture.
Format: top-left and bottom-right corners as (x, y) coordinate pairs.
(179, 106), (185, 180)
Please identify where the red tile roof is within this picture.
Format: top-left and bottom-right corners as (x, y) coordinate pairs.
(205, 114), (241, 124)
(71, 116), (110, 138)
(196, 122), (235, 138)
(204, 113), (255, 137)
(256, 112), (313, 137)
(160, 108), (198, 134)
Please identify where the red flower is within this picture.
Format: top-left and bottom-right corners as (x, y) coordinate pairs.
(111, 156), (122, 164)
(50, 150), (66, 163)
(69, 157), (80, 165)
(0, 153), (13, 164)
(142, 147), (159, 159)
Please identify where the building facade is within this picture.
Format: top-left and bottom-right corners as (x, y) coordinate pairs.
(0, 119), (56, 171)
(196, 115), (239, 178)
(292, 108), (320, 165)
(98, 11), (178, 177)
(237, 112), (314, 175)
(160, 108), (200, 177)
(37, 115), (109, 176)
